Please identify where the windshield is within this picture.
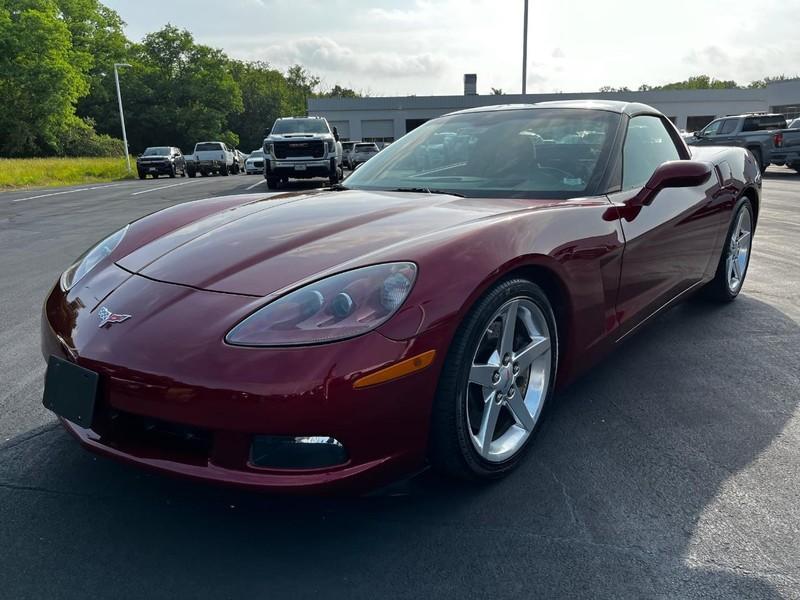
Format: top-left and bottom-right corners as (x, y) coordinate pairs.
(196, 143), (223, 152)
(790, 118), (800, 129)
(248, 150), (264, 158)
(271, 119), (329, 135)
(143, 147), (170, 156)
(356, 144), (378, 152)
(344, 108), (619, 199)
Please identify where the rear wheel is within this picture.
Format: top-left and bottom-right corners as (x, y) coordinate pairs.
(220, 164), (229, 176)
(703, 197), (753, 302)
(429, 279), (558, 481)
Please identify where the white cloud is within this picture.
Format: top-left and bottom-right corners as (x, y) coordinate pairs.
(105, 0), (800, 96)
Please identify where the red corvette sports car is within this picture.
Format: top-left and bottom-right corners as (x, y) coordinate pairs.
(42, 101), (759, 492)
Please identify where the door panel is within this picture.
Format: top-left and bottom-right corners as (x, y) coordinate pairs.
(610, 179), (723, 339)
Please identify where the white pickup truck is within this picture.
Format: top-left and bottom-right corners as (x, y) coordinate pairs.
(186, 141), (238, 177)
(263, 117), (343, 189)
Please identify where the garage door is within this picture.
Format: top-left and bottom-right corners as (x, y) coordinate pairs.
(361, 120), (394, 140)
(328, 120), (350, 140)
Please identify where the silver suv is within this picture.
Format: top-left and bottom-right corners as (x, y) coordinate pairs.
(263, 117), (343, 189)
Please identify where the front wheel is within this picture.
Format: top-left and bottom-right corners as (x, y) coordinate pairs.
(703, 197), (754, 302)
(138, 172), (146, 180)
(429, 279), (558, 481)
(266, 177), (280, 190)
(750, 148), (764, 173)
(169, 165), (176, 178)
(220, 164), (229, 176)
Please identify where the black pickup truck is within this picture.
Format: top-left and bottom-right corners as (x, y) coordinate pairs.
(769, 118), (800, 172)
(685, 113), (785, 173)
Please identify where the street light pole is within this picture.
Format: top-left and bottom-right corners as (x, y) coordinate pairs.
(522, 0), (529, 95)
(113, 63), (132, 172)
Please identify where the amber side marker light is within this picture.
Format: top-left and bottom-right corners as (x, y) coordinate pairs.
(353, 350), (437, 389)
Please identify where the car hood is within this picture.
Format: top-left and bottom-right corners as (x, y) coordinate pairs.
(116, 190), (556, 297)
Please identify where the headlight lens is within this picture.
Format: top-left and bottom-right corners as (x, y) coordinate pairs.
(60, 225), (129, 291)
(226, 262), (417, 347)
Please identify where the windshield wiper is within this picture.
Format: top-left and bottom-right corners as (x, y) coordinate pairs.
(392, 187), (465, 198)
(328, 183), (349, 191)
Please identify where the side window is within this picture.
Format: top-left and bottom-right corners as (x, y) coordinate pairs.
(718, 119), (737, 135)
(701, 120), (723, 136)
(622, 116), (681, 190)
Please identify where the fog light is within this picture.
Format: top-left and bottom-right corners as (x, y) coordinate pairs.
(250, 435), (348, 469)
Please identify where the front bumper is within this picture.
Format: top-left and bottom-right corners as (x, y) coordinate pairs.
(265, 158), (335, 179)
(41, 268), (444, 493)
(137, 162), (173, 174)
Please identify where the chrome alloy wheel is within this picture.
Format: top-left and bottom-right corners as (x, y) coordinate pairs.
(466, 298), (552, 463)
(727, 207), (752, 293)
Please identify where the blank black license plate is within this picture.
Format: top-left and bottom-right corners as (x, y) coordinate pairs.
(42, 355), (99, 427)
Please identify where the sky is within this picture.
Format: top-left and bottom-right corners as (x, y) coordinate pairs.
(105, 0), (800, 97)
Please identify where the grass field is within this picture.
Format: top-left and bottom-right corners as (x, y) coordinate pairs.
(0, 157), (135, 190)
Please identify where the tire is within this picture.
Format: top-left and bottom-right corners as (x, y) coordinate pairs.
(221, 164), (229, 176)
(169, 165), (176, 178)
(329, 168), (340, 186)
(200, 171), (207, 177)
(703, 197), (754, 302)
(138, 172), (146, 180)
(790, 162), (800, 174)
(266, 177), (280, 190)
(429, 279), (558, 481)
(180, 168), (186, 178)
(187, 169), (196, 178)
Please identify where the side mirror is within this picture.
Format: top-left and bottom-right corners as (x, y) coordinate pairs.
(638, 160), (713, 205)
(693, 131), (701, 138)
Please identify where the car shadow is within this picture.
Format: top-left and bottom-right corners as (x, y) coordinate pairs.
(762, 166), (799, 180)
(0, 295), (797, 598)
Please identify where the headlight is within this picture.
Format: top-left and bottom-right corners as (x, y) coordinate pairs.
(226, 262), (417, 347)
(327, 140), (335, 153)
(264, 143), (273, 156)
(60, 225), (129, 291)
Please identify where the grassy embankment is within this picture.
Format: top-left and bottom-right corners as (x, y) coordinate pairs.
(0, 157), (135, 190)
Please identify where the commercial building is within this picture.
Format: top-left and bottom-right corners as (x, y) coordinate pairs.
(308, 76), (800, 143)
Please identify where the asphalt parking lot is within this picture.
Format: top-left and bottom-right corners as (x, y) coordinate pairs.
(1, 169), (798, 599)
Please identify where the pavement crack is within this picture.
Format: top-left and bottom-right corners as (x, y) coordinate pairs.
(0, 422), (59, 454)
(538, 459), (591, 541)
(0, 480), (99, 499)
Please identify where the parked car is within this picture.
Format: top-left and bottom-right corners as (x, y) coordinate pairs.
(341, 141), (358, 169)
(185, 141), (237, 177)
(135, 146), (186, 179)
(244, 149), (265, 174)
(769, 117), (800, 172)
(262, 116), (343, 189)
(41, 101), (760, 492)
(233, 149), (247, 174)
(350, 142), (380, 168)
(685, 112), (786, 172)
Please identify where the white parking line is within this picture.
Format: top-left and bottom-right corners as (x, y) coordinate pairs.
(130, 181), (197, 196)
(10, 182), (135, 203)
(245, 179), (266, 190)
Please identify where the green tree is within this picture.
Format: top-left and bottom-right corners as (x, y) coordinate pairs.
(320, 84), (360, 98)
(229, 60), (294, 151)
(285, 64), (320, 115)
(0, 0), (90, 155)
(120, 25), (243, 152)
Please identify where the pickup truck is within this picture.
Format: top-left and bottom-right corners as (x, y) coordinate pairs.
(769, 118), (800, 172)
(685, 112), (787, 172)
(263, 116), (343, 189)
(186, 141), (238, 177)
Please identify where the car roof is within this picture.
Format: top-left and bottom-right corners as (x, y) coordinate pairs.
(445, 100), (659, 117)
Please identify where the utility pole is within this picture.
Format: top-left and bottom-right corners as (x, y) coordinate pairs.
(522, 0), (529, 95)
(114, 63), (132, 172)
